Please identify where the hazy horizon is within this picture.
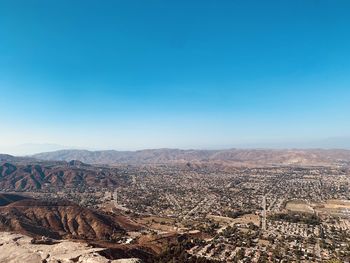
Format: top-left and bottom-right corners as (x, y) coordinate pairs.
(2, 136), (350, 156)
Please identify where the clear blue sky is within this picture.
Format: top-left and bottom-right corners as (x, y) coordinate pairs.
(0, 0), (350, 153)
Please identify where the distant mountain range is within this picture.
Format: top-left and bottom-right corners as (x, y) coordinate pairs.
(31, 148), (350, 166)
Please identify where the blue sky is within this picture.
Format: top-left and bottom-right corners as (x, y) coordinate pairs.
(1, 0), (350, 153)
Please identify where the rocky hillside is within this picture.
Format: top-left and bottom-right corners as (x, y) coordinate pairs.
(0, 194), (127, 240)
(32, 148), (350, 166)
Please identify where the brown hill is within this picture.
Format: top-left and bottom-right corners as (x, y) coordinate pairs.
(0, 162), (130, 191)
(0, 194), (126, 240)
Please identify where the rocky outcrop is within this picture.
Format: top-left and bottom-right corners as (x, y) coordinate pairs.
(0, 232), (142, 263)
